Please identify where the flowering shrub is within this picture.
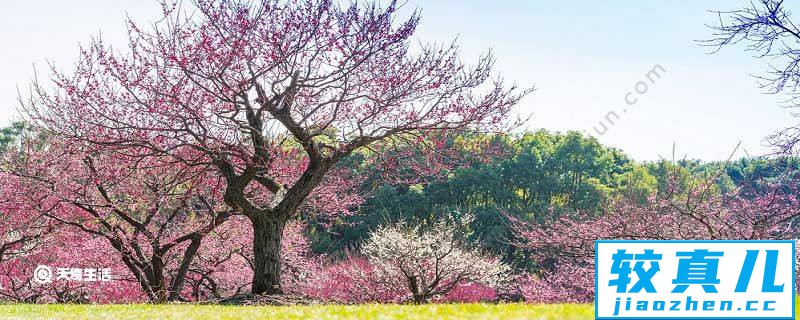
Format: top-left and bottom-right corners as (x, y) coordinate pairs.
(439, 282), (498, 303)
(509, 178), (800, 302)
(0, 231), (144, 303)
(515, 267), (593, 303)
(306, 255), (402, 303)
(349, 222), (510, 304)
(307, 255), (504, 304)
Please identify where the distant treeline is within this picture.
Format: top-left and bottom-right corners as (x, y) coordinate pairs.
(307, 129), (800, 268)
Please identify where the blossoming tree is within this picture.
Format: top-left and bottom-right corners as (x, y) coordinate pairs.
(22, 0), (527, 294)
(358, 221), (510, 304)
(508, 175), (800, 302)
(5, 141), (236, 302)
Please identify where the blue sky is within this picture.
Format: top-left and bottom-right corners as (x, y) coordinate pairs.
(0, 0), (796, 161)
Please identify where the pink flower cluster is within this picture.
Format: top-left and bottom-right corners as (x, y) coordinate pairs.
(508, 177), (800, 303)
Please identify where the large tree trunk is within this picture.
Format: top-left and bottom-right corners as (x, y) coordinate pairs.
(147, 255), (168, 303)
(408, 276), (426, 304)
(251, 214), (287, 295)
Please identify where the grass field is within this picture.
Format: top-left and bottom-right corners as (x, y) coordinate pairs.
(0, 300), (796, 320)
(0, 303), (593, 320)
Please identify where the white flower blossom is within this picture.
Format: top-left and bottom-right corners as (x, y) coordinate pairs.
(361, 221), (510, 303)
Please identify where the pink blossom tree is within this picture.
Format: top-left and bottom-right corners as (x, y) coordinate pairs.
(508, 175), (800, 302)
(22, 0), (527, 294)
(0, 173), (50, 266)
(5, 140), (238, 302)
(0, 170), (144, 303)
(0, 172), (53, 302)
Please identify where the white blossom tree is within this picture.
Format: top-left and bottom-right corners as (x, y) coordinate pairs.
(361, 221), (510, 304)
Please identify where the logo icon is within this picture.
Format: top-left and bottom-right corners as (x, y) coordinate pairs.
(595, 240), (795, 320)
(33, 265), (53, 284)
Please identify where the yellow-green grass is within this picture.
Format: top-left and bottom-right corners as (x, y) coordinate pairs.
(0, 299), (796, 320)
(0, 303), (589, 320)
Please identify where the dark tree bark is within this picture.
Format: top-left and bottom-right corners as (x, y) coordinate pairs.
(250, 214), (287, 295)
(168, 236), (203, 301)
(148, 256), (167, 302)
